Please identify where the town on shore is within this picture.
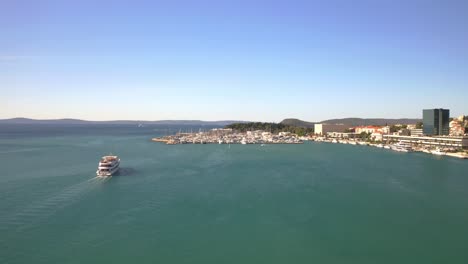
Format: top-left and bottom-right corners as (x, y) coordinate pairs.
(152, 108), (468, 159)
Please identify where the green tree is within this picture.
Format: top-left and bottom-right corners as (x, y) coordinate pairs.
(225, 122), (313, 135)
(360, 132), (370, 140)
(416, 122), (423, 129)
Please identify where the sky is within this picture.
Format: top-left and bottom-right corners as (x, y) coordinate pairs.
(1, 0), (467, 122)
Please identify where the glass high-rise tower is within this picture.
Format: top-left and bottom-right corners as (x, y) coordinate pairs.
(423, 108), (450, 135)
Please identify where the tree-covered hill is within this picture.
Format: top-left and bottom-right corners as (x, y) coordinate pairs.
(279, 118), (315, 128)
(225, 122), (313, 136)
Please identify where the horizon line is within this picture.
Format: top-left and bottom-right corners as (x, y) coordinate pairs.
(0, 116), (423, 123)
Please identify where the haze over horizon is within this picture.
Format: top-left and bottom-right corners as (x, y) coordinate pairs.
(2, 0), (467, 121)
(0, 116), (423, 124)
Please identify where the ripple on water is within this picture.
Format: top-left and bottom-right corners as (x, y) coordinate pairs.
(0, 176), (110, 232)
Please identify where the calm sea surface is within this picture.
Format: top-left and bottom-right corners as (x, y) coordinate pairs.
(1, 124), (468, 263)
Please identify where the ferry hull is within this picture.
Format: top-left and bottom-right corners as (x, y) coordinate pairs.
(96, 167), (119, 176)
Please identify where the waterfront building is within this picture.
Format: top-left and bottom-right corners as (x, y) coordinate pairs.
(314, 124), (347, 135)
(381, 126), (390, 134)
(383, 135), (468, 149)
(393, 129), (410, 136)
(410, 129), (423, 136)
(326, 132), (359, 138)
(355, 126), (382, 134)
(450, 120), (465, 136)
(371, 132), (383, 141)
(423, 108), (450, 135)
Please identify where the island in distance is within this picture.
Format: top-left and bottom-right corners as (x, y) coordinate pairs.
(0, 117), (421, 127)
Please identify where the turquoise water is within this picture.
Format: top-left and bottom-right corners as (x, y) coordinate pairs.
(1, 125), (468, 263)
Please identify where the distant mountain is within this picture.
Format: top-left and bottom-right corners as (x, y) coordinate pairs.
(0, 118), (249, 126)
(0, 117), (422, 127)
(279, 117), (421, 128)
(148, 120), (249, 126)
(0, 118), (90, 124)
(279, 118), (315, 128)
(319, 118), (421, 127)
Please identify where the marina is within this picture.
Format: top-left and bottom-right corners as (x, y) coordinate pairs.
(152, 127), (467, 159)
(152, 128), (304, 145)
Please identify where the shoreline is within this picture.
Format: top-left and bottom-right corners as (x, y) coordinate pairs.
(151, 129), (467, 159)
(315, 138), (468, 159)
(153, 136), (467, 160)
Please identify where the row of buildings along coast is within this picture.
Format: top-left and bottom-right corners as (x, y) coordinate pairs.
(313, 108), (468, 157)
(152, 108), (467, 158)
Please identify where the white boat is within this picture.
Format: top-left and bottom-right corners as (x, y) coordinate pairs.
(384, 145), (391, 149)
(431, 148), (445, 156)
(96, 155), (120, 176)
(332, 139), (338, 143)
(241, 137), (247, 145)
(391, 142), (413, 152)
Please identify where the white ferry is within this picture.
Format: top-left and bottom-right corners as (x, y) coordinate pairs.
(96, 155), (120, 176)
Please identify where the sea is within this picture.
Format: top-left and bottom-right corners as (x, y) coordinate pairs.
(1, 124), (468, 264)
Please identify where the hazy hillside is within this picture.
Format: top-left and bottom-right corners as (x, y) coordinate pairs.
(319, 118), (421, 126)
(1, 117), (422, 127)
(280, 117), (421, 127)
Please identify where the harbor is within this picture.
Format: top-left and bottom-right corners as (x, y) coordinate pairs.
(152, 128), (304, 145)
(313, 136), (468, 159)
(151, 127), (468, 159)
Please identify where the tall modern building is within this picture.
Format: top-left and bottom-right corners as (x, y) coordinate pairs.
(423, 108), (450, 135)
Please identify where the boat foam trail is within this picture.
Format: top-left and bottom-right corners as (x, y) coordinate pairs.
(0, 177), (107, 232)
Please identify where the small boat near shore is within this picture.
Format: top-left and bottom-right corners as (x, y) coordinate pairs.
(431, 148), (445, 156)
(96, 155), (120, 176)
(391, 142), (414, 152)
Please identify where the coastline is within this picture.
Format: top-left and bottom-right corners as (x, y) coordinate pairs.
(314, 138), (468, 159)
(152, 130), (468, 159)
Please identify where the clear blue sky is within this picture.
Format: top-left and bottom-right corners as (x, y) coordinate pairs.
(1, 0), (467, 121)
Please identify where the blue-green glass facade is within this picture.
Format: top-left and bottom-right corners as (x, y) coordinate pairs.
(423, 109), (450, 135)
